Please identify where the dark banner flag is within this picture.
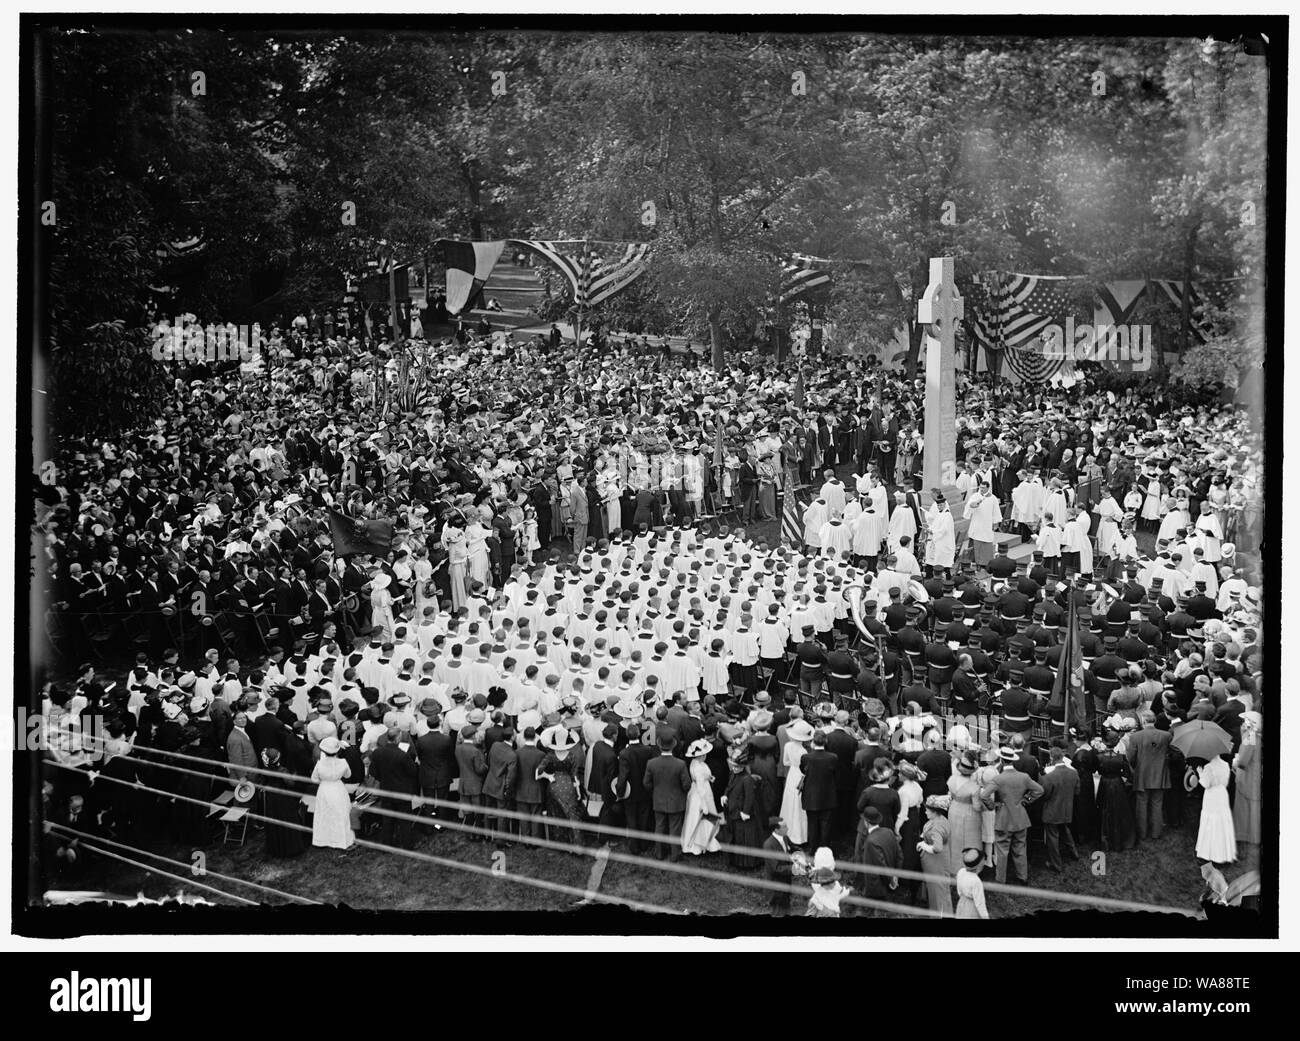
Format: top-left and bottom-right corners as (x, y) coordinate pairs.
(1047, 594), (1088, 731)
(328, 511), (395, 557)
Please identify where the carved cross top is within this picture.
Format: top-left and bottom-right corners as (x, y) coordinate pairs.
(916, 256), (964, 341)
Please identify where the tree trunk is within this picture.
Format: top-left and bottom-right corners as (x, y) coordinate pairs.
(709, 308), (724, 370)
(1178, 221), (1199, 356)
(904, 319), (925, 381)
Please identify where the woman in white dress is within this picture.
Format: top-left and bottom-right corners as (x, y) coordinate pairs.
(369, 573), (396, 643)
(780, 720), (814, 845)
(411, 546), (434, 620)
(441, 520), (469, 611)
(311, 736), (355, 850)
(465, 519), (491, 586)
(1195, 755), (1237, 865)
(681, 739), (723, 855)
(599, 468), (623, 534)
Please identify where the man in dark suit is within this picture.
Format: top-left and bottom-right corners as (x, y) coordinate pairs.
(1038, 746), (1080, 872)
(508, 728), (548, 839)
(482, 727), (517, 841)
(370, 726), (420, 848)
(1126, 710), (1171, 841)
(799, 731), (841, 850)
(643, 732), (692, 860)
(415, 715), (456, 827)
(824, 712), (860, 835)
(249, 696), (289, 757)
(980, 749), (1044, 884)
(762, 817), (795, 915)
(617, 724), (656, 853)
(857, 806), (902, 902)
(589, 723), (623, 833)
(916, 745), (953, 800)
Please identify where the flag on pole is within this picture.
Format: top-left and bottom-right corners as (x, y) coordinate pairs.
(1047, 594), (1087, 732)
(793, 372), (805, 409)
(328, 510), (396, 557)
(781, 487), (812, 549)
(439, 239), (508, 315)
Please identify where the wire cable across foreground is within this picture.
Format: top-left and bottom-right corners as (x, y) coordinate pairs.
(46, 760), (686, 915)
(46, 821), (323, 905)
(69, 734), (1197, 917)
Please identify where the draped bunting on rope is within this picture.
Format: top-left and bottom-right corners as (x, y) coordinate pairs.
(779, 253), (833, 304)
(438, 239), (507, 316)
(511, 239), (651, 308)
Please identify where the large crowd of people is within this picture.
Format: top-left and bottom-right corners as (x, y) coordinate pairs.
(34, 323), (1266, 917)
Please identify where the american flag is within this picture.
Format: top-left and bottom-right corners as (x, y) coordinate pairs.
(966, 271), (1080, 385)
(513, 240), (651, 309)
(781, 486), (813, 549)
(780, 253), (832, 305)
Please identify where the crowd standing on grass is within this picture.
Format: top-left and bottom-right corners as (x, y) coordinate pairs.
(35, 325), (1265, 916)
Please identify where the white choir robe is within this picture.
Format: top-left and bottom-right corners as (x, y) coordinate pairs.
(963, 494), (1003, 544)
(1157, 507), (1191, 544)
(1111, 533), (1138, 563)
(803, 500), (830, 547)
(852, 510), (884, 558)
(1189, 561), (1219, 599)
(1193, 514), (1224, 563)
(820, 479), (847, 519)
(895, 547), (921, 577)
(887, 501), (917, 555)
(842, 499), (863, 525)
(819, 519), (853, 558)
(1042, 489), (1070, 528)
(925, 507), (956, 568)
(1013, 479), (1046, 524)
(1094, 496), (1124, 557)
(1070, 511), (1094, 574)
(1036, 523), (1063, 559)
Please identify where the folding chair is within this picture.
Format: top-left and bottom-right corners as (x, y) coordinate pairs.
(220, 806), (250, 846)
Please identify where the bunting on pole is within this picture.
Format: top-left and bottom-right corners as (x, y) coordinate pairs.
(438, 239), (508, 316)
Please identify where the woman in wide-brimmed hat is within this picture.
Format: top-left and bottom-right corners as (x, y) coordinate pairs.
(722, 745), (763, 869)
(779, 718), (816, 846)
(682, 738), (723, 856)
(945, 749), (985, 876)
(310, 735), (355, 851)
(917, 795), (953, 916)
(537, 725), (587, 847)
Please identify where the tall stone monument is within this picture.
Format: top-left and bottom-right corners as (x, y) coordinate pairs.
(917, 256), (969, 540)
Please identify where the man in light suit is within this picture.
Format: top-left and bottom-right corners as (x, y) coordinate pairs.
(1126, 709), (1171, 841)
(980, 747), (1044, 884)
(1038, 745), (1080, 872)
(569, 474), (590, 551)
(225, 711), (258, 784)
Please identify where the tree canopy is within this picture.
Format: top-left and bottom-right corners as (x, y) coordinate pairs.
(37, 27), (1271, 434)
